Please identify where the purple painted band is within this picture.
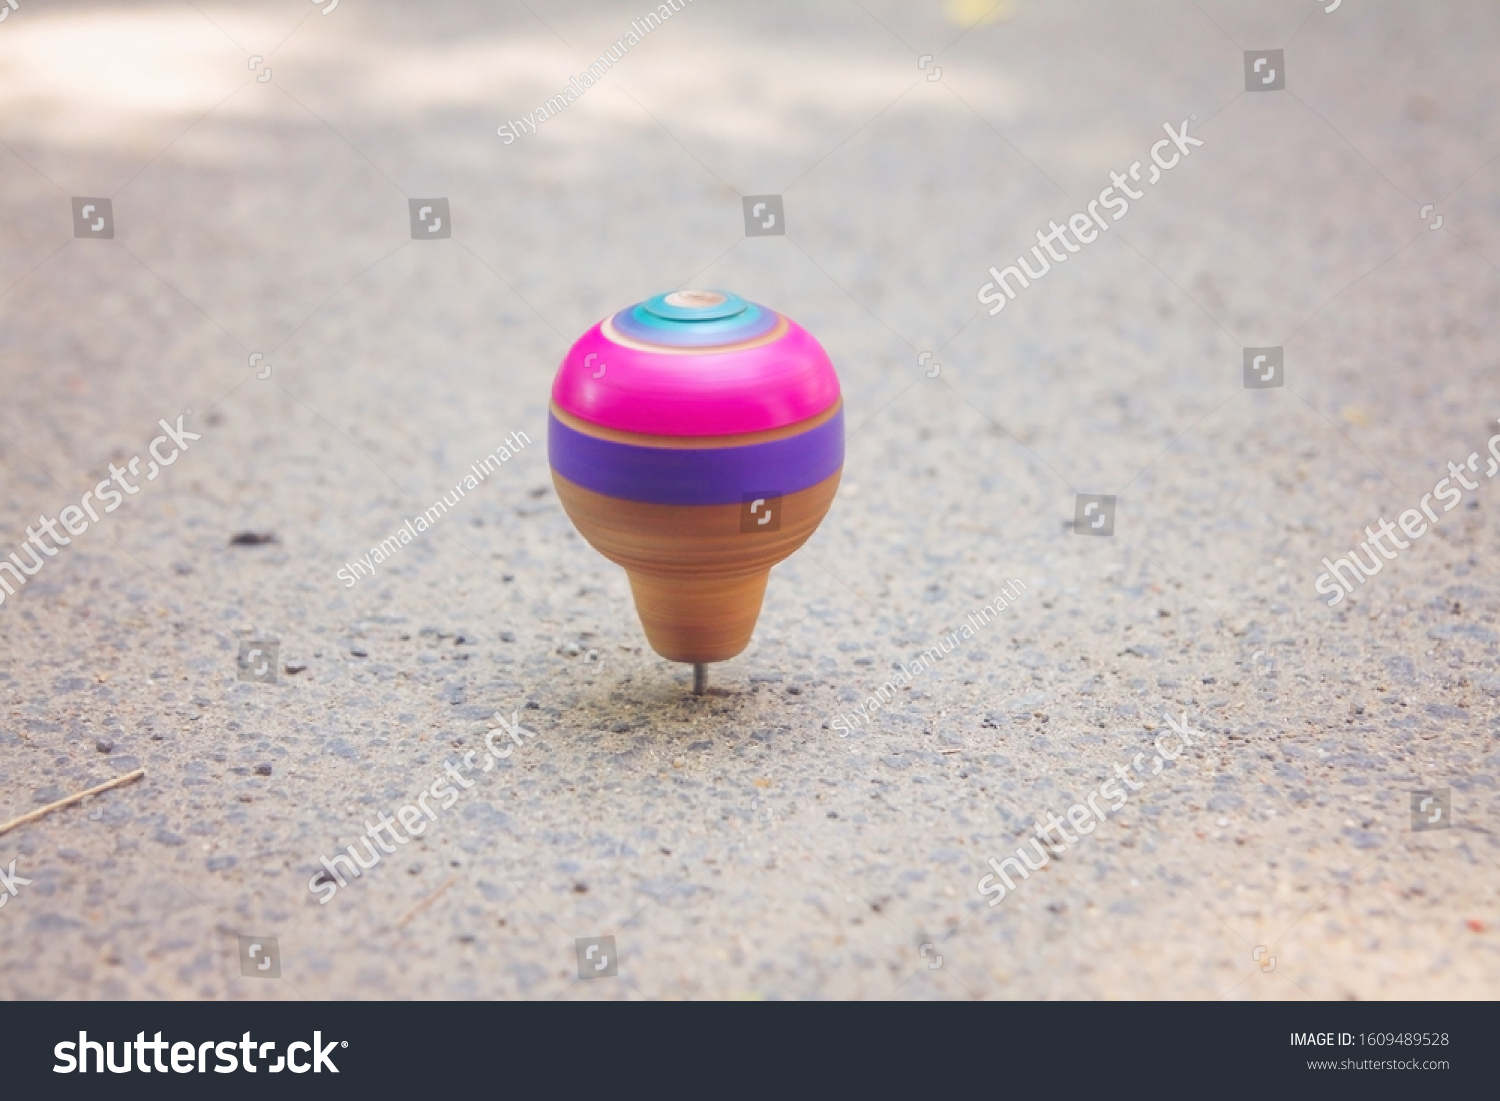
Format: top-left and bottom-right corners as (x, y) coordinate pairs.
(548, 410), (844, 505)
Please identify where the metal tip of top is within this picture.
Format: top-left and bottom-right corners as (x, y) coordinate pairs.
(692, 663), (707, 695)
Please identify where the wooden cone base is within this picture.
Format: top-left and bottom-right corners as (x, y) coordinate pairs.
(552, 470), (839, 665)
(627, 569), (768, 663)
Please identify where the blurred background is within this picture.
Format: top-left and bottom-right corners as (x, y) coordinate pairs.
(1, 0), (1497, 999)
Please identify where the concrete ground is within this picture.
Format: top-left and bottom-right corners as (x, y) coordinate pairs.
(1, 0), (1497, 1000)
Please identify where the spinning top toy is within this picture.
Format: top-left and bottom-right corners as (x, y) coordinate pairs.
(548, 290), (843, 692)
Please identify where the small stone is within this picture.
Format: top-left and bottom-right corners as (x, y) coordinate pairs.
(1216, 817), (1229, 828)
(499, 631), (516, 643)
(284, 661), (307, 675)
(408, 862), (423, 875)
(95, 738), (114, 754)
(563, 642), (581, 657)
(350, 647), (368, 658)
(254, 763), (272, 776)
(672, 757), (686, 769)
(228, 531), (278, 545)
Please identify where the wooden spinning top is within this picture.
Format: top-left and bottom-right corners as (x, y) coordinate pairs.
(548, 290), (843, 681)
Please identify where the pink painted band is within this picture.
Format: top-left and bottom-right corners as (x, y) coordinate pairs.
(551, 314), (841, 436)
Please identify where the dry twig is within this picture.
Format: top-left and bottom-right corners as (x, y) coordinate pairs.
(395, 876), (458, 929)
(0, 768), (146, 837)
